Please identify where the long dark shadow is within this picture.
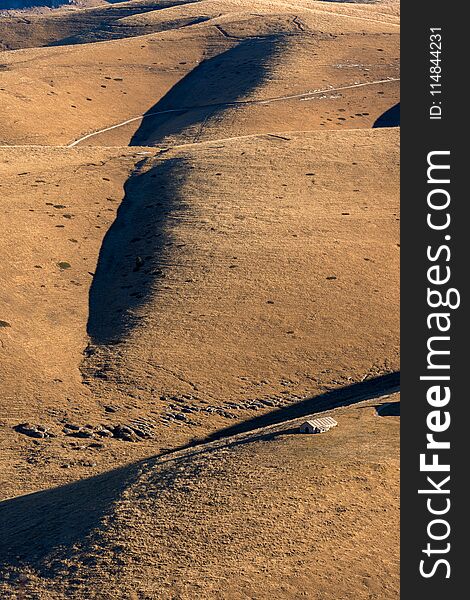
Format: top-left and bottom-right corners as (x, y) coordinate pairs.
(0, 373), (399, 575)
(0, 460), (142, 565)
(129, 35), (284, 146)
(205, 371), (400, 441)
(0, 453), (191, 576)
(86, 156), (188, 345)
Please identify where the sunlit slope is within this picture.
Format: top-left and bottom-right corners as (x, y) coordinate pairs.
(82, 129), (399, 406)
(0, 0), (398, 146)
(0, 146), (142, 399)
(0, 396), (400, 599)
(0, 128), (398, 498)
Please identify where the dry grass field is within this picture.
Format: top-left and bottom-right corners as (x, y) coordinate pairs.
(0, 1), (400, 598)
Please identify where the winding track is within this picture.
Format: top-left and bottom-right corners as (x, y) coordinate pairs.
(67, 77), (400, 147)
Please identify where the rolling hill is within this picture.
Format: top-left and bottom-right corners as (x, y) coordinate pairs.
(0, 395), (400, 599)
(0, 1), (400, 597)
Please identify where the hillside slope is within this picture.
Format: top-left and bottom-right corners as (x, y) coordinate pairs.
(0, 0), (399, 145)
(0, 395), (400, 599)
(1, 2), (400, 598)
(0, 129), (399, 499)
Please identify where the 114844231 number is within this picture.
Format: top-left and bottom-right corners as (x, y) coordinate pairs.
(429, 28), (442, 120)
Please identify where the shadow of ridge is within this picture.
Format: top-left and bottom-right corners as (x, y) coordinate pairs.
(0, 427), (291, 579)
(129, 34), (285, 147)
(0, 375), (398, 573)
(86, 156), (189, 345)
(206, 372), (400, 442)
(373, 103), (400, 128)
(0, 460), (143, 565)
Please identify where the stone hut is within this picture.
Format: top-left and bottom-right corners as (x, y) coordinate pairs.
(299, 416), (338, 434)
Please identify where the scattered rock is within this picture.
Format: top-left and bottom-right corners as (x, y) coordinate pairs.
(88, 442), (105, 449)
(78, 460), (97, 468)
(63, 423), (113, 439)
(129, 418), (155, 438)
(62, 423), (81, 431)
(218, 410), (236, 419)
(259, 399), (276, 407)
(112, 425), (139, 442)
(74, 428), (95, 438)
(96, 426), (114, 438)
(129, 426), (150, 439)
(14, 423), (53, 439)
(0, 320), (11, 328)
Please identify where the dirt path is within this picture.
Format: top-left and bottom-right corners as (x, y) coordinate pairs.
(67, 77), (400, 147)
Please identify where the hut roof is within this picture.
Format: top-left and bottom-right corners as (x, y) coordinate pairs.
(301, 417), (338, 430)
